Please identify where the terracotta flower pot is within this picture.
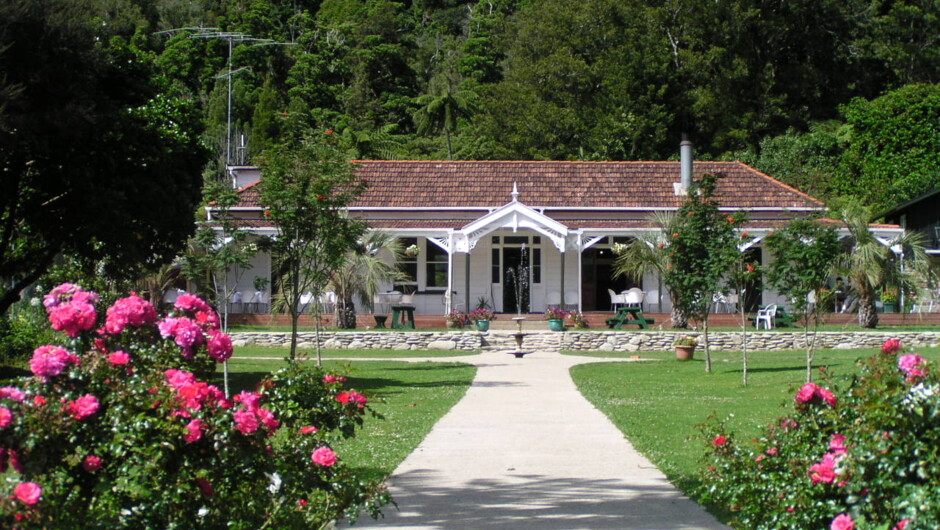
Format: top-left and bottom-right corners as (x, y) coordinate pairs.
(675, 345), (695, 361)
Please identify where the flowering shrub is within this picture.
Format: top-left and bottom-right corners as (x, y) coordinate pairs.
(0, 284), (387, 528)
(568, 311), (589, 328)
(699, 339), (938, 529)
(674, 335), (699, 347)
(445, 308), (467, 327)
(544, 306), (568, 320)
(468, 307), (496, 323)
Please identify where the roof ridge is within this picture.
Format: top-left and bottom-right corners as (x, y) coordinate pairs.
(352, 159), (738, 165)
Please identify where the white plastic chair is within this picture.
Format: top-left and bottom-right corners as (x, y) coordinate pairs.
(755, 304), (776, 330)
(564, 290), (579, 310)
(608, 289), (625, 311)
(399, 294), (414, 306)
(623, 288), (644, 308)
(546, 291), (561, 307)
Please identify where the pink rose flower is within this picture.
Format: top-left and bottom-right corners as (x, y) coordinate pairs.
(48, 300), (98, 337)
(68, 394), (100, 420)
(713, 435), (727, 446)
(83, 455), (103, 472)
(894, 519), (910, 530)
(30, 345), (77, 379)
(0, 406), (11, 429)
(301, 426), (319, 434)
(0, 386), (26, 402)
(831, 513), (855, 530)
(43, 283), (98, 309)
(808, 453), (839, 484)
(184, 419), (204, 443)
(256, 408), (280, 431)
(881, 338), (903, 355)
(323, 374), (337, 383)
(194, 309), (220, 332)
(165, 369), (196, 391)
(898, 354), (928, 381)
(311, 447), (338, 467)
(108, 350), (131, 366)
(175, 293), (211, 314)
(829, 434), (847, 456)
(207, 331), (233, 362)
(104, 294), (157, 334)
(795, 383), (837, 407)
(336, 391), (368, 408)
(234, 408), (260, 434)
(234, 391), (262, 411)
(13, 481), (42, 505)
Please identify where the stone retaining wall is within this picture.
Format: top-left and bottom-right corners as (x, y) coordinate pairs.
(232, 330), (940, 352)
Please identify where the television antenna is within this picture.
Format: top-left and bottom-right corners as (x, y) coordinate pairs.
(158, 27), (295, 165)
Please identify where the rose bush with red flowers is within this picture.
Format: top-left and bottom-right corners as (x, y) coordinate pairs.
(699, 339), (940, 529)
(0, 284), (387, 528)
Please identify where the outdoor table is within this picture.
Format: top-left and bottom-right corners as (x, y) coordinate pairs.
(390, 305), (415, 329)
(606, 306), (653, 330)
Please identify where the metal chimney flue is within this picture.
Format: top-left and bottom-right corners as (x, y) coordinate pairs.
(680, 135), (693, 188)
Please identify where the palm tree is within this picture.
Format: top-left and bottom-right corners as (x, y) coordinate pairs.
(412, 75), (478, 159)
(613, 212), (689, 328)
(329, 231), (407, 329)
(837, 202), (931, 328)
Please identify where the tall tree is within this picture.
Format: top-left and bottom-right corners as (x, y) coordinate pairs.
(665, 174), (743, 373)
(0, 0), (208, 316)
(258, 130), (366, 360)
(413, 74), (477, 159)
(765, 217), (841, 382)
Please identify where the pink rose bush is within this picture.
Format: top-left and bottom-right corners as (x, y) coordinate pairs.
(0, 284), (387, 528)
(700, 339), (940, 528)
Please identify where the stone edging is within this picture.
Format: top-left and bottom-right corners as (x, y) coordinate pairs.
(231, 330), (940, 352)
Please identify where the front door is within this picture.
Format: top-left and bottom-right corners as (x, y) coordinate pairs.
(502, 246), (531, 314)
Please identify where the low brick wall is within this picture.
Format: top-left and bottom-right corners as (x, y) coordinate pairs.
(231, 330), (940, 352)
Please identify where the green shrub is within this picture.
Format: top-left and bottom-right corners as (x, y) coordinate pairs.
(698, 338), (934, 529)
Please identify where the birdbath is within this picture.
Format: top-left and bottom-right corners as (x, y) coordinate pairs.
(508, 316), (530, 358)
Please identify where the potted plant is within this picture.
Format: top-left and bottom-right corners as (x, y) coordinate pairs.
(445, 308), (466, 329)
(674, 335), (699, 360)
(469, 307), (496, 331)
(545, 306), (568, 331)
(568, 311), (589, 329)
(881, 288), (898, 313)
(404, 243), (420, 258)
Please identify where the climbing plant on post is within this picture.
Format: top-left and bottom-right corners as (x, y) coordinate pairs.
(259, 130), (367, 361)
(665, 173), (743, 373)
(765, 217), (841, 383)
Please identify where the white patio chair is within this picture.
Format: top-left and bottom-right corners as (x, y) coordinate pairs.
(623, 288), (644, 308)
(564, 290), (579, 310)
(546, 291), (561, 307)
(608, 289), (625, 311)
(755, 304), (776, 330)
(399, 294), (414, 306)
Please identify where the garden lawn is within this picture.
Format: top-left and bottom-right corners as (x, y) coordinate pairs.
(222, 354), (476, 484)
(570, 346), (940, 507)
(233, 345), (478, 359)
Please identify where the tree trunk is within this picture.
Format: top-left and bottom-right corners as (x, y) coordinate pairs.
(858, 295), (879, 328)
(670, 307), (688, 329)
(336, 297), (357, 329)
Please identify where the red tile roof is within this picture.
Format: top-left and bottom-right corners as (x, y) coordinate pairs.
(234, 160), (825, 211)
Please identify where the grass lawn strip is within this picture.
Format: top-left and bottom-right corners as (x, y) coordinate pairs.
(570, 346), (940, 520)
(222, 356), (476, 484)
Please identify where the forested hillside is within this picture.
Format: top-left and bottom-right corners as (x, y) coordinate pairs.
(27, 1), (940, 210)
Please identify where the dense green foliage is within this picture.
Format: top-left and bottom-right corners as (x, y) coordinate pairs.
(36, 0), (937, 200)
(0, 0), (209, 316)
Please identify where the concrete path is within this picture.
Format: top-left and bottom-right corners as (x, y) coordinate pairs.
(347, 349), (726, 529)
